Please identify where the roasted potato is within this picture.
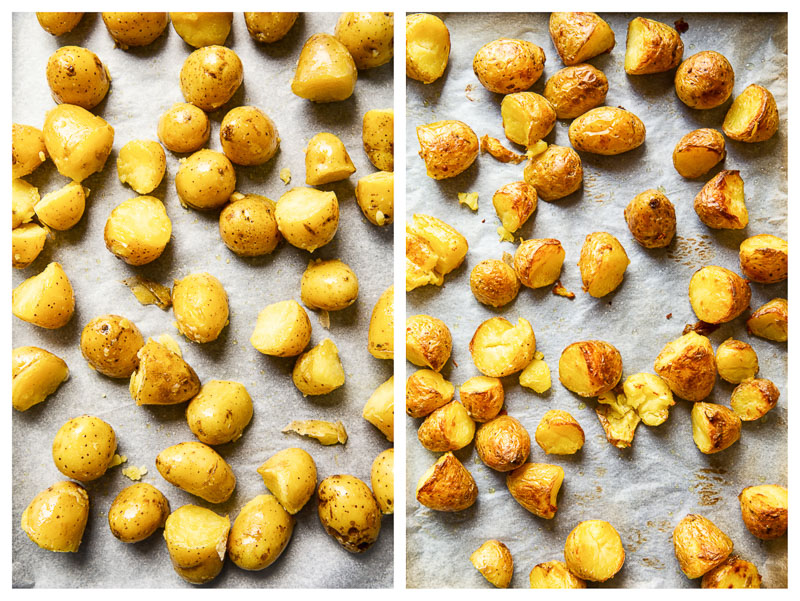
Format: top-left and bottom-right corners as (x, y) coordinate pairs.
(172, 272), (229, 344)
(692, 402), (741, 454)
(519, 356), (552, 393)
(535, 410), (584, 454)
(723, 84), (779, 142)
(416, 452), (478, 512)
(596, 389), (641, 448)
(180, 45), (243, 111)
(317, 475), (381, 553)
(12, 178), (38, 229)
(12, 346), (69, 412)
(116, 140), (166, 195)
(228, 495), (294, 571)
(46, 46), (110, 110)
(220, 106), (279, 167)
(470, 259), (520, 307)
(459, 376), (504, 423)
(529, 561), (587, 588)
(219, 193), (280, 257)
(688, 265), (751, 324)
(406, 369), (454, 418)
(406, 314), (452, 372)
(282, 419), (347, 446)
(543, 64), (608, 119)
(739, 234), (787, 283)
(501, 92), (557, 146)
(675, 51), (734, 109)
(371, 448), (394, 515)
(730, 378), (779, 421)
(292, 338), (346, 396)
(43, 104), (114, 182)
(257, 448), (317, 515)
(275, 187), (339, 252)
(21, 481), (89, 552)
(701, 556), (762, 588)
(747, 298), (788, 342)
(292, 33), (357, 103)
(715, 339), (759, 384)
(523, 144), (583, 201)
(473, 38), (546, 94)
(104, 195), (172, 265)
(622, 373), (675, 426)
(654, 332), (716, 401)
(672, 514), (733, 578)
(507, 463), (564, 519)
(80, 314), (143, 379)
(514, 238), (565, 288)
(12, 223), (48, 269)
(406, 213), (468, 290)
(564, 520), (625, 582)
(250, 300), (311, 357)
(175, 149), (236, 211)
(368, 285), (394, 360)
(362, 108), (394, 172)
(492, 181), (537, 232)
(406, 13), (450, 83)
(362, 376), (394, 441)
(418, 400), (475, 452)
(558, 340), (622, 397)
(416, 120), (479, 179)
(624, 17), (683, 75)
(170, 12), (233, 48)
(12, 124), (47, 179)
(578, 232), (630, 297)
(694, 170), (748, 229)
(471, 540), (514, 588)
(623, 189), (676, 248)
(470, 317), (535, 378)
(549, 12), (615, 65)
(164, 505), (230, 584)
(569, 106), (646, 155)
(156, 441), (236, 503)
(36, 12), (83, 36)
(52, 415), (117, 482)
(672, 128), (726, 178)
(243, 12), (298, 43)
(102, 12), (169, 48)
(356, 171), (394, 226)
(129, 337), (201, 405)
(334, 12), (394, 70)
(305, 132), (355, 185)
(157, 103), (210, 154)
(476, 415), (530, 472)
(186, 380), (253, 445)
(12, 262), (74, 329)
(739, 484), (788, 540)
(108, 483), (170, 543)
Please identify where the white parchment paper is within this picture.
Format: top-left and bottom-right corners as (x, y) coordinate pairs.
(406, 12), (787, 589)
(12, 11), (393, 588)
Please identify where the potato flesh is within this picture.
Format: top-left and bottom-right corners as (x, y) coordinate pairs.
(21, 481), (89, 552)
(470, 317), (535, 377)
(250, 300), (311, 357)
(362, 109), (394, 171)
(283, 420), (347, 445)
(406, 214), (467, 289)
(12, 178), (39, 228)
(672, 128), (726, 178)
(164, 505), (230, 584)
(406, 14), (450, 83)
(418, 401), (475, 452)
(12, 224), (48, 269)
(624, 17), (683, 75)
(529, 561), (587, 588)
(171, 12), (232, 48)
(514, 239), (565, 288)
(688, 266), (750, 324)
(43, 104), (114, 182)
(501, 93), (556, 146)
(35, 181), (87, 231)
(292, 34), (357, 102)
(105, 196), (172, 265)
(723, 84), (779, 142)
(305, 132), (356, 185)
(117, 140), (166, 194)
(578, 232), (629, 297)
(519, 358), (552, 393)
(12, 262), (75, 329)
(622, 373), (675, 426)
(257, 448), (317, 514)
(506, 463), (563, 518)
(558, 340), (622, 397)
(535, 410), (584, 454)
(739, 234), (788, 283)
(701, 556), (761, 588)
(716, 339), (758, 384)
(470, 540), (513, 588)
(672, 514), (733, 578)
(12, 346), (69, 411)
(362, 377), (394, 441)
(691, 402), (741, 454)
(292, 339), (346, 396)
(747, 298), (787, 342)
(564, 520), (625, 582)
(730, 378), (779, 421)
(596, 390), (640, 448)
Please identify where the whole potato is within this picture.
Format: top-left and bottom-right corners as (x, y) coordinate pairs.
(12, 346), (69, 412)
(104, 196), (172, 265)
(623, 189), (676, 248)
(46, 46), (110, 110)
(12, 123), (47, 179)
(469, 317), (535, 378)
(549, 12), (615, 66)
(156, 441), (236, 503)
(406, 13), (450, 84)
(473, 38), (546, 94)
(250, 300), (312, 357)
(688, 265), (751, 324)
(244, 12), (298, 43)
(544, 64), (608, 119)
(275, 187), (339, 252)
(335, 12), (394, 70)
(292, 338), (346, 396)
(157, 103), (210, 154)
(291, 34), (357, 103)
(564, 520), (625, 581)
(318, 475), (381, 552)
(102, 12), (169, 48)
(739, 484), (788, 540)
(476, 415), (530, 472)
(506, 462), (564, 519)
(220, 106), (280, 166)
(747, 298), (788, 342)
(514, 238), (565, 288)
(116, 139), (166, 195)
(529, 561), (586, 588)
(305, 132), (356, 185)
(673, 513), (733, 578)
(558, 340), (622, 397)
(164, 505), (230, 584)
(471, 539), (514, 588)
(654, 332), (717, 401)
(37, 12), (84, 36)
(523, 144), (583, 201)
(362, 108), (394, 171)
(12, 262), (75, 329)
(501, 92), (556, 146)
(460, 376), (504, 423)
(470, 259), (520, 307)
(368, 286), (394, 360)
(175, 149), (236, 211)
(569, 106), (646, 155)
(578, 232), (630, 297)
(52, 415), (117, 482)
(624, 17), (684, 75)
(739, 234), (787, 283)
(258, 448), (317, 515)
(672, 128), (726, 179)
(675, 51), (734, 109)
(21, 481), (89, 552)
(371, 448), (394, 515)
(170, 12), (233, 48)
(180, 45), (243, 111)
(228, 495), (295, 571)
(406, 314), (452, 372)
(80, 314), (144, 378)
(301, 259), (359, 311)
(694, 170), (748, 230)
(416, 452), (478, 512)
(172, 272), (229, 343)
(356, 171), (394, 226)
(129, 338), (201, 405)
(219, 193), (281, 257)
(723, 84), (779, 143)
(43, 104), (114, 182)
(715, 338), (759, 384)
(108, 483), (170, 543)
(417, 120), (479, 179)
(12, 223), (48, 269)
(406, 369), (453, 419)
(186, 380), (253, 445)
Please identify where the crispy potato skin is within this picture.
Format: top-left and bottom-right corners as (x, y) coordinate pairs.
(334, 12), (394, 70)
(416, 452), (478, 512)
(417, 120), (479, 179)
(558, 340), (622, 397)
(473, 38), (546, 94)
(180, 45), (243, 111)
(701, 556), (762, 588)
(523, 145), (583, 201)
(506, 462), (564, 519)
(730, 378), (779, 421)
(578, 232), (630, 297)
(673, 514), (733, 578)
(492, 181), (537, 232)
(460, 376), (504, 422)
(564, 520), (625, 582)
(673, 128), (726, 178)
(406, 314), (452, 372)
(723, 84), (779, 142)
(691, 402), (741, 454)
(46, 46), (110, 110)
(747, 298), (787, 342)
(243, 12), (298, 43)
(108, 483), (170, 543)
(514, 238), (565, 288)
(80, 314), (143, 378)
(406, 369), (454, 418)
(470, 259), (520, 307)
(624, 189), (676, 248)
(470, 539), (514, 588)
(739, 234), (787, 283)
(654, 332), (716, 401)
(476, 415), (531, 472)
(688, 265), (751, 324)
(569, 106), (646, 155)
(406, 13), (450, 84)
(544, 64), (608, 119)
(418, 400), (475, 452)
(694, 170), (748, 229)
(549, 12), (615, 66)
(739, 484), (788, 540)
(624, 17), (684, 75)
(21, 481), (89, 552)
(675, 51), (734, 109)
(529, 561), (587, 588)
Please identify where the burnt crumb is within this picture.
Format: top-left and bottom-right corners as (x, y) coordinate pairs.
(674, 18), (689, 34)
(666, 313), (673, 319)
(683, 320), (719, 336)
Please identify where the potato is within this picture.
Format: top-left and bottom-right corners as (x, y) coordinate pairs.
(672, 128), (726, 179)
(535, 409), (584, 454)
(471, 540), (514, 588)
(181, 45), (243, 111)
(476, 415), (530, 472)
(305, 132), (356, 185)
(675, 51), (735, 109)
(418, 400), (475, 452)
(164, 505), (230, 584)
(300, 259), (358, 312)
(12, 124), (47, 179)
(673, 514), (733, 578)
(715, 339), (759, 384)
(371, 448), (394, 515)
(257, 448), (317, 515)
(723, 84), (779, 142)
(80, 314), (143, 378)
(747, 298), (787, 342)
(492, 181), (537, 232)
(730, 378), (779, 421)
(52, 415), (117, 482)
(506, 462), (564, 519)
(362, 108), (394, 172)
(334, 12), (394, 70)
(739, 484), (788, 540)
(108, 483), (170, 543)
(157, 103), (210, 154)
(596, 389), (641, 448)
(470, 259), (520, 307)
(473, 38), (546, 94)
(12, 178), (38, 229)
(228, 495), (295, 571)
(654, 332), (717, 401)
(170, 12), (232, 48)
(416, 451), (478, 512)
(529, 561), (587, 588)
(523, 144), (583, 201)
(318, 475), (381, 552)
(356, 171), (394, 226)
(12, 262), (74, 329)
(368, 286), (394, 360)
(175, 149), (236, 211)
(406, 233), (442, 289)
(172, 272), (229, 344)
(688, 265), (751, 324)
(558, 340), (622, 397)
(219, 106), (279, 167)
(622, 373), (675, 426)
(46, 46), (109, 110)
(416, 120), (479, 180)
(569, 106), (646, 155)
(459, 376), (504, 422)
(623, 189), (676, 248)
(739, 234), (787, 283)
(692, 402), (741, 454)
(243, 12), (298, 43)
(406, 314), (452, 372)
(293, 338), (346, 396)
(362, 376), (394, 441)
(406, 213), (468, 289)
(11, 223), (47, 269)
(578, 232), (630, 297)
(624, 17), (683, 75)
(35, 181), (87, 231)
(116, 140), (166, 195)
(702, 556), (762, 588)
(283, 419), (347, 446)
(564, 520), (625, 581)
(519, 357), (552, 393)
(470, 317), (535, 378)
(36, 12), (84, 36)
(501, 92), (556, 147)
(514, 238), (565, 288)
(156, 442), (236, 503)
(102, 12), (169, 48)
(543, 64), (608, 119)
(129, 337), (201, 405)
(12, 346), (68, 411)
(549, 12), (615, 66)
(104, 195), (172, 266)
(43, 104), (114, 182)
(186, 380), (253, 445)
(219, 193), (280, 257)
(21, 481), (89, 552)
(275, 187), (339, 252)
(694, 170), (748, 229)
(292, 33), (357, 103)
(406, 369), (453, 418)
(406, 13), (450, 83)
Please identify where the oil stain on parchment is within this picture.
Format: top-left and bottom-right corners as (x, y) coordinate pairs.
(667, 234), (716, 268)
(691, 467), (731, 506)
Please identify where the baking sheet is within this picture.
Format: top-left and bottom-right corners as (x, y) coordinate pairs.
(12, 11), (393, 588)
(405, 12), (787, 589)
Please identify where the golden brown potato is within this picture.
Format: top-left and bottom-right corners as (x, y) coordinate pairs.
(104, 196), (172, 266)
(243, 12), (298, 43)
(739, 484), (788, 540)
(43, 104), (114, 182)
(305, 132), (355, 185)
(470, 259), (520, 307)
(747, 298), (787, 342)
(529, 561), (587, 588)
(406, 13), (450, 84)
(417, 120), (479, 180)
(292, 339), (346, 396)
(292, 33), (357, 103)
(219, 193), (280, 257)
(507, 463), (564, 519)
(170, 12), (232, 48)
(46, 46), (110, 110)
(473, 38), (546, 94)
(654, 332), (717, 401)
(52, 415), (117, 482)
(37, 12), (84, 36)
(368, 285), (394, 360)
(558, 340), (622, 397)
(470, 317), (536, 378)
(501, 92), (557, 147)
(535, 409), (584, 454)
(739, 234), (787, 283)
(688, 265), (751, 324)
(108, 483), (170, 543)
(672, 128), (726, 179)
(116, 140), (166, 195)
(362, 376), (394, 442)
(11, 223), (47, 269)
(418, 400), (475, 452)
(275, 187), (339, 252)
(12, 346), (69, 412)
(723, 84), (779, 143)
(334, 12), (394, 70)
(416, 452), (478, 512)
(406, 369), (454, 418)
(476, 415), (530, 472)
(549, 12), (615, 66)
(624, 17), (683, 75)
(715, 339), (759, 384)
(362, 108), (394, 172)
(622, 373), (675, 426)
(406, 314), (452, 372)
(692, 402), (741, 454)
(514, 238), (565, 288)
(12, 124), (47, 179)
(102, 12), (169, 48)
(564, 520), (625, 582)
(675, 51), (734, 109)
(694, 170), (748, 229)
(673, 514), (733, 578)
(730, 378), (779, 421)
(623, 189), (676, 248)
(523, 144), (583, 201)
(406, 213), (469, 290)
(300, 258), (359, 312)
(492, 181), (537, 233)
(220, 106), (279, 167)
(356, 171), (393, 226)
(470, 540), (514, 588)
(578, 232), (630, 297)
(596, 389), (641, 448)
(701, 556), (762, 588)
(129, 337), (201, 405)
(459, 376), (504, 423)
(180, 45), (243, 111)
(80, 315), (143, 379)
(12, 262), (75, 329)
(21, 481), (89, 552)
(569, 106), (646, 155)
(157, 103), (210, 154)
(543, 64), (608, 119)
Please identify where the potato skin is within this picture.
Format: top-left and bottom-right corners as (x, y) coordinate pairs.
(52, 415), (117, 482)
(335, 12), (394, 70)
(501, 92), (557, 146)
(362, 377), (394, 441)
(418, 400), (474, 452)
(739, 234), (787, 283)
(654, 332), (716, 401)
(371, 448), (394, 515)
(292, 339), (346, 396)
(362, 108), (394, 171)
(730, 378), (779, 421)
(11, 223), (47, 269)
(739, 484), (788, 540)
(688, 265), (751, 324)
(624, 189), (676, 248)
(186, 380), (253, 445)
(558, 340), (622, 397)
(406, 369), (454, 418)
(569, 106), (646, 155)
(105, 195), (172, 266)
(129, 338), (201, 406)
(292, 34), (357, 103)
(492, 181), (537, 232)
(529, 561), (587, 588)
(35, 180), (87, 230)
(470, 259), (520, 307)
(691, 402), (741, 454)
(317, 475), (381, 553)
(37, 12), (84, 36)
(564, 520), (625, 582)
(257, 448), (317, 515)
(506, 462), (564, 519)
(694, 170), (748, 230)
(170, 12), (233, 48)
(228, 495), (295, 571)
(46, 46), (110, 110)
(180, 45), (243, 111)
(473, 38), (546, 94)
(543, 64), (608, 119)
(460, 376), (504, 423)
(275, 187), (339, 252)
(406, 314), (452, 372)
(172, 273), (229, 344)
(368, 286), (394, 360)
(514, 238), (565, 288)
(673, 514), (733, 578)
(156, 441), (236, 503)
(675, 51), (734, 110)
(102, 12), (168, 48)
(469, 317), (536, 378)
(108, 483), (170, 543)
(406, 13), (450, 84)
(80, 314), (144, 378)
(158, 103), (210, 154)
(578, 232), (630, 297)
(549, 12), (615, 66)
(624, 17), (684, 75)
(243, 12), (298, 43)
(470, 539), (514, 588)
(523, 144), (583, 201)
(12, 124), (47, 179)
(356, 171), (394, 226)
(747, 298), (788, 342)
(672, 128), (726, 179)
(715, 339), (759, 384)
(219, 193), (281, 257)
(701, 556), (762, 588)
(12, 262), (75, 329)
(407, 213), (469, 280)
(175, 149), (236, 211)
(164, 505), (230, 584)
(12, 346), (69, 411)
(416, 452), (478, 512)
(417, 120), (479, 180)
(220, 106), (279, 166)
(43, 104), (114, 182)
(476, 415), (531, 472)
(723, 84), (779, 142)
(305, 132), (356, 185)
(21, 481), (89, 552)
(301, 259), (359, 311)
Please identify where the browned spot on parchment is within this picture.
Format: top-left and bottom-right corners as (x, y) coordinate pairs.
(647, 519), (672, 533)
(642, 557), (665, 569)
(627, 529), (647, 552)
(691, 467), (731, 506)
(667, 234), (716, 267)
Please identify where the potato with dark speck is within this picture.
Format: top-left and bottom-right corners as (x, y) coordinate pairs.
(108, 483), (170, 543)
(416, 452), (478, 511)
(624, 189), (676, 248)
(172, 272), (229, 343)
(37, 12), (84, 36)
(46, 46), (110, 110)
(12, 262), (75, 329)
(275, 187), (339, 252)
(12, 346), (69, 411)
(523, 144), (583, 201)
(407, 314), (452, 372)
(362, 108), (394, 171)
(529, 561), (586, 588)
(701, 556), (761, 588)
(318, 475), (381, 552)
(674, 51), (734, 109)
(673, 514), (733, 578)
(219, 193), (281, 257)
(21, 481), (89, 552)
(418, 400), (475, 452)
(371, 448), (394, 514)
(157, 441), (236, 503)
(506, 462), (564, 519)
(158, 103), (210, 154)
(694, 170), (748, 229)
(220, 106), (279, 166)
(544, 64), (608, 119)
(356, 171), (394, 226)
(105, 196), (172, 265)
(12, 124), (47, 179)
(406, 369), (454, 418)
(654, 331), (716, 401)
(369, 286), (394, 360)
(80, 314), (143, 378)
(243, 12), (298, 43)
(739, 234), (787, 283)
(102, 12), (169, 48)
(739, 484), (787, 540)
(228, 495), (294, 571)
(476, 415), (530, 472)
(569, 106), (646, 155)
(186, 380), (253, 445)
(470, 259), (520, 307)
(52, 415), (117, 482)
(180, 45), (243, 111)
(12, 223), (47, 269)
(473, 38), (546, 94)
(129, 338), (201, 405)
(460, 376), (504, 422)
(335, 12), (394, 70)
(258, 448), (317, 515)
(417, 120), (479, 180)
(691, 402), (741, 454)
(175, 149), (236, 211)
(164, 505), (230, 584)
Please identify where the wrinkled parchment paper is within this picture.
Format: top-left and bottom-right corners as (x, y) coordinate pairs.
(12, 11), (393, 588)
(406, 12), (787, 589)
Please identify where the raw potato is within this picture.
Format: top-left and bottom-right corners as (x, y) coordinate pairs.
(157, 103), (210, 154)
(543, 64), (608, 119)
(691, 402), (741, 454)
(406, 314), (452, 372)
(282, 420), (347, 445)
(675, 51), (734, 110)
(672, 128), (726, 178)
(305, 132), (356, 185)
(129, 338), (201, 405)
(564, 520), (625, 582)
(506, 462), (564, 519)
(688, 265), (751, 324)
(371, 448), (394, 515)
(406, 213), (468, 290)
(476, 415), (530, 472)
(220, 106), (279, 166)
(673, 514), (733, 578)
(228, 495), (295, 571)
(108, 483), (170, 543)
(406, 13), (450, 84)
(172, 272), (229, 343)
(291, 33), (357, 103)
(35, 181), (87, 230)
(363, 376), (394, 441)
(368, 286), (394, 360)
(37, 12), (84, 36)
(701, 556), (762, 588)
(523, 144), (583, 201)
(406, 369), (454, 418)
(549, 12), (615, 66)
(12, 123), (47, 179)
(12, 346), (69, 411)
(654, 332), (717, 401)
(418, 400), (475, 452)
(470, 540), (514, 588)
(519, 357), (552, 393)
(301, 259), (359, 311)
(416, 120), (479, 180)
(21, 481), (89, 552)
(105, 196), (172, 265)
(596, 389), (640, 448)
(156, 441), (236, 503)
(186, 380), (253, 445)
(739, 484), (788, 540)
(43, 104), (114, 182)
(46, 46), (110, 110)
(535, 409), (584, 454)
(180, 45), (243, 111)
(473, 38), (546, 94)
(460, 376), (504, 423)
(275, 187), (339, 252)
(723, 84), (779, 143)
(117, 140), (166, 194)
(12, 178), (39, 228)
(243, 12), (298, 43)
(578, 232), (630, 297)
(715, 339), (759, 384)
(492, 181), (537, 232)
(694, 170), (748, 229)
(624, 17), (684, 75)
(102, 12), (169, 48)
(12, 223), (47, 269)
(12, 262), (75, 329)
(362, 108), (394, 171)
(622, 373), (675, 426)
(258, 448), (317, 515)
(514, 238), (565, 288)
(558, 340), (622, 397)
(80, 314), (144, 378)
(292, 339), (345, 396)
(334, 12), (394, 70)
(470, 259), (520, 307)
(317, 475), (381, 553)
(170, 12), (233, 48)
(529, 561), (587, 588)
(747, 298), (787, 342)
(623, 189), (676, 248)
(219, 193), (281, 256)
(163, 505), (230, 584)
(469, 317), (535, 378)
(569, 106), (646, 155)
(356, 171), (394, 226)
(175, 149), (236, 211)
(730, 378), (779, 421)
(739, 234), (788, 283)
(52, 415), (117, 482)
(501, 92), (557, 146)
(416, 451), (478, 512)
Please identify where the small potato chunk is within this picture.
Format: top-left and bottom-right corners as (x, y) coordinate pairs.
(219, 193), (280, 257)
(172, 273), (229, 344)
(549, 12), (615, 66)
(471, 540), (514, 588)
(129, 338), (201, 405)
(417, 120), (479, 180)
(476, 415), (530, 472)
(692, 402), (741, 454)
(654, 331), (717, 401)
(187, 380), (253, 445)
(492, 181), (537, 233)
(108, 483), (170, 543)
(180, 45), (243, 111)
(470, 259), (520, 307)
(102, 12), (168, 48)
(747, 298), (788, 342)
(622, 373), (675, 426)
(12, 346), (69, 411)
(243, 12), (298, 43)
(283, 420), (346, 445)
(544, 64), (608, 119)
(228, 495), (294, 571)
(371, 448), (394, 515)
(564, 520), (625, 582)
(292, 339), (345, 396)
(535, 410), (584, 454)
(739, 484), (788, 540)
(37, 12), (84, 36)
(275, 187), (339, 252)
(406, 233), (442, 290)
(558, 340), (622, 397)
(406, 13), (450, 83)
(694, 170), (748, 229)
(356, 171), (394, 226)
(158, 103), (210, 154)
(530, 561), (587, 588)
(317, 475), (381, 553)
(335, 12), (394, 70)
(473, 38), (546, 94)
(460, 376), (504, 423)
(702, 556), (762, 588)
(117, 140), (166, 195)
(672, 128), (726, 179)
(164, 505), (230, 584)
(723, 84), (779, 143)
(730, 378), (779, 421)
(514, 238), (565, 288)
(80, 314), (144, 378)
(406, 369), (454, 418)
(292, 34), (357, 103)
(368, 286), (394, 360)
(506, 462), (564, 519)
(688, 265), (751, 324)
(175, 149), (236, 211)
(12, 178), (39, 229)
(578, 232), (629, 297)
(406, 213), (468, 290)
(416, 452), (478, 512)
(35, 181), (87, 231)
(104, 196), (172, 265)
(519, 357), (552, 393)
(46, 46), (110, 110)
(523, 144), (583, 201)
(739, 234), (788, 284)
(569, 106), (646, 155)
(170, 12), (233, 48)
(305, 132), (356, 185)
(501, 92), (557, 147)
(301, 259), (359, 311)
(21, 481), (89, 552)
(12, 223), (48, 269)
(362, 376), (394, 441)
(716, 339), (759, 384)
(43, 104), (114, 182)
(156, 442), (236, 503)
(470, 317), (535, 378)
(12, 124), (47, 179)
(258, 448), (317, 515)
(52, 415), (117, 482)
(12, 262), (74, 329)
(596, 389), (641, 448)
(220, 106), (279, 167)
(406, 314), (452, 372)
(624, 17), (683, 75)
(250, 300), (311, 357)
(418, 400), (475, 452)
(362, 108), (394, 172)
(624, 189), (676, 249)
(673, 514), (733, 578)
(675, 51), (734, 109)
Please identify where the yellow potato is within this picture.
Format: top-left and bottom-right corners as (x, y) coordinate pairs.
(219, 193), (280, 257)
(21, 481), (89, 552)
(406, 314), (452, 372)
(673, 514), (733, 578)
(371, 448), (394, 515)
(739, 234), (787, 283)
(104, 196), (172, 265)
(675, 50), (734, 109)
(175, 149), (236, 211)
(596, 389), (640, 448)
(694, 170), (748, 229)
(558, 340), (622, 397)
(623, 189), (676, 248)
(292, 338), (345, 396)
(506, 462), (564, 519)
(514, 238), (565, 288)
(523, 144), (583, 201)
(723, 84), (779, 142)
(702, 556), (762, 588)
(535, 409), (584, 454)
(156, 441), (236, 503)
(220, 106), (279, 166)
(529, 561), (586, 588)
(164, 505), (230, 584)
(80, 314), (143, 379)
(305, 132), (356, 185)
(283, 420), (347, 446)
(473, 38), (546, 94)
(12, 262), (74, 329)
(108, 483), (170, 543)
(624, 17), (683, 75)
(730, 378), (779, 421)
(569, 106), (646, 155)
(102, 12), (169, 48)
(46, 46), (110, 110)
(459, 376), (504, 423)
(362, 108), (394, 171)
(275, 187), (339, 252)
(291, 33), (357, 103)
(170, 12), (232, 48)
(180, 45), (243, 111)
(369, 286), (394, 360)
(416, 452), (478, 512)
(747, 298), (787, 342)
(12, 346), (68, 411)
(564, 520), (625, 581)
(470, 259), (520, 307)
(129, 338), (201, 405)
(13, 179), (40, 228)
(492, 181), (537, 232)
(476, 415), (530, 472)
(34, 181), (87, 231)
(417, 119), (479, 180)
(36, 12), (84, 36)
(691, 402), (741, 454)
(470, 317), (535, 377)
(335, 12), (394, 70)
(258, 448), (317, 515)
(501, 92), (557, 146)
(471, 539), (514, 588)
(672, 128), (726, 179)
(172, 272), (229, 344)
(519, 357), (552, 393)
(689, 265), (751, 324)
(243, 12), (297, 43)
(43, 104), (114, 182)
(406, 213), (468, 289)
(406, 13), (450, 83)
(622, 373), (675, 426)
(157, 103), (210, 154)
(52, 415), (117, 482)
(228, 495), (295, 571)
(654, 332), (717, 401)
(544, 64), (608, 119)
(318, 475), (381, 552)
(739, 484), (788, 540)
(250, 300), (311, 357)
(715, 338), (759, 384)
(418, 400), (474, 452)
(301, 259), (359, 311)
(11, 223), (47, 269)
(117, 140), (166, 195)
(12, 123), (47, 179)
(356, 171), (394, 226)
(549, 12), (615, 65)
(363, 376), (394, 441)
(578, 231), (630, 297)
(186, 380), (253, 445)
(406, 369), (454, 418)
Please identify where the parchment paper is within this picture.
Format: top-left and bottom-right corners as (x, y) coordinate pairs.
(406, 12), (787, 589)
(12, 11), (393, 588)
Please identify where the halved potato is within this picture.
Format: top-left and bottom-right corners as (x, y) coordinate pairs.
(416, 452), (477, 512)
(624, 17), (683, 75)
(694, 170), (748, 229)
(469, 317), (535, 377)
(549, 12), (615, 66)
(506, 462), (564, 519)
(723, 84), (779, 143)
(746, 298), (787, 342)
(730, 378), (779, 421)
(688, 265), (751, 324)
(691, 402), (741, 454)
(672, 129), (726, 179)
(417, 401), (475, 452)
(739, 234), (788, 284)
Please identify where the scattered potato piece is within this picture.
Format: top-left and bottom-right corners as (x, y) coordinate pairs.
(457, 192), (479, 211)
(363, 377), (394, 441)
(481, 135), (525, 164)
(701, 556), (762, 589)
(747, 298), (787, 342)
(416, 452), (478, 512)
(738, 484), (788, 540)
(519, 357), (551, 393)
(730, 378), (779, 421)
(470, 540), (514, 588)
(506, 462), (564, 519)
(596, 388), (640, 448)
(564, 520), (625, 582)
(694, 170), (748, 230)
(535, 410), (584, 454)
(723, 84), (779, 143)
(622, 373), (675, 426)
(282, 420), (347, 445)
(691, 402), (741, 454)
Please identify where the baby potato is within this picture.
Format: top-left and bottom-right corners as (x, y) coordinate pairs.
(12, 223), (48, 269)
(739, 234), (787, 283)
(219, 193), (280, 256)
(258, 448), (317, 515)
(117, 140), (166, 195)
(105, 196), (172, 266)
(157, 103), (210, 154)
(470, 259), (520, 307)
(164, 505), (230, 584)
(301, 259), (359, 311)
(569, 106), (646, 155)
(172, 272), (229, 344)
(471, 539), (514, 588)
(12, 346), (69, 411)
(175, 149), (236, 211)
(12, 178), (39, 228)
(558, 340), (622, 397)
(275, 187), (339, 252)
(416, 451), (478, 512)
(244, 12), (298, 43)
(43, 104), (114, 182)
(675, 51), (734, 109)
(535, 410), (585, 454)
(292, 338), (345, 396)
(473, 38), (546, 94)
(318, 475), (381, 553)
(406, 13), (450, 83)
(156, 442), (236, 503)
(688, 265), (751, 324)
(624, 189), (676, 249)
(371, 448), (394, 515)
(171, 12), (232, 48)
(406, 314), (452, 372)
(523, 144), (583, 201)
(12, 262), (74, 329)
(37, 12), (84, 36)
(747, 298), (788, 342)
(672, 128), (726, 179)
(129, 338), (201, 405)
(501, 92), (556, 147)
(52, 415), (117, 482)
(470, 317), (535, 378)
(187, 380), (253, 445)
(418, 400), (475, 452)
(514, 238), (565, 288)
(622, 373), (675, 426)
(220, 106), (279, 166)
(624, 17), (684, 75)
(716, 339), (759, 384)
(406, 214), (468, 289)
(305, 132), (356, 185)
(21, 481), (89, 552)
(506, 462), (564, 519)
(739, 484), (788, 540)
(406, 233), (442, 290)
(292, 33), (357, 103)
(368, 286), (394, 360)
(730, 378), (779, 421)
(363, 377), (394, 441)
(35, 181), (87, 231)
(654, 332), (716, 401)
(701, 556), (761, 588)
(108, 483), (170, 543)
(692, 402), (741, 454)
(529, 561), (587, 588)
(228, 495), (295, 571)
(566, 521), (626, 583)
(723, 84), (779, 142)
(102, 12), (169, 48)
(493, 181), (537, 233)
(180, 45), (243, 111)
(544, 64), (608, 119)
(460, 376), (504, 423)
(46, 46), (109, 110)
(362, 108), (394, 171)
(80, 314), (144, 378)
(549, 12), (615, 66)
(519, 357), (552, 393)
(694, 170), (748, 229)
(578, 231), (630, 297)
(356, 171), (394, 226)
(335, 12), (394, 70)
(417, 120), (479, 180)
(476, 415), (530, 472)
(406, 369), (454, 418)
(12, 124), (47, 179)
(673, 514), (733, 578)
